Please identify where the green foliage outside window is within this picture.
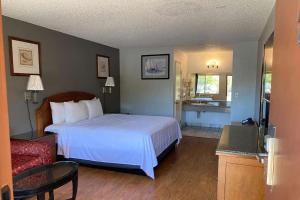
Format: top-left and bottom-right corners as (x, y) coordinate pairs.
(196, 75), (219, 94)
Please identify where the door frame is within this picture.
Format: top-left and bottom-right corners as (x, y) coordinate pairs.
(174, 61), (182, 125)
(0, 2), (13, 199)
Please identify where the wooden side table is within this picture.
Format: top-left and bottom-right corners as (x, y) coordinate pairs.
(11, 131), (56, 162)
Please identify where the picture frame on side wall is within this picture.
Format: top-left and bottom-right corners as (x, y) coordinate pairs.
(141, 54), (170, 79)
(9, 36), (41, 76)
(97, 54), (110, 79)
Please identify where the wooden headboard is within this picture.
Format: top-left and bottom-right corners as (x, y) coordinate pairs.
(36, 91), (95, 136)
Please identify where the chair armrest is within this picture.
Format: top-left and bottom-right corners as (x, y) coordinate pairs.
(11, 139), (53, 164)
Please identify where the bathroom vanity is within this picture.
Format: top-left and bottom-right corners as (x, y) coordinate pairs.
(182, 99), (231, 127)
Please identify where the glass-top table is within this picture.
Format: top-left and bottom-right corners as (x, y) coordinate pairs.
(13, 161), (78, 200)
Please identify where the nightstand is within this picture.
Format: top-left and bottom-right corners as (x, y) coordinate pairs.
(11, 131), (56, 162)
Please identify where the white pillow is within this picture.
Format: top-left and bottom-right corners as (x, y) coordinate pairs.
(64, 101), (89, 123)
(81, 98), (103, 119)
(50, 101), (71, 124)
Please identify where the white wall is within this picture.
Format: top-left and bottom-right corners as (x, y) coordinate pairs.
(119, 43), (259, 123)
(184, 111), (231, 128)
(174, 50), (188, 78)
(254, 6), (275, 121)
(119, 41), (262, 123)
(175, 46), (259, 126)
(180, 50), (233, 127)
(184, 50), (233, 100)
(186, 51), (233, 74)
(231, 41), (259, 122)
(120, 47), (174, 117)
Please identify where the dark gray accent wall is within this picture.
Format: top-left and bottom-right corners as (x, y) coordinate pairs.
(2, 16), (120, 135)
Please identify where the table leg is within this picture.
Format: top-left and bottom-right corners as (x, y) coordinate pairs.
(49, 190), (54, 200)
(37, 192), (45, 200)
(71, 171), (78, 200)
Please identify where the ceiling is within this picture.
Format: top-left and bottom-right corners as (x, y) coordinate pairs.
(2, 0), (275, 49)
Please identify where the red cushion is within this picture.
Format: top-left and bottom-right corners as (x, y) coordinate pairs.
(11, 154), (43, 176)
(11, 139), (53, 165)
(10, 139), (54, 176)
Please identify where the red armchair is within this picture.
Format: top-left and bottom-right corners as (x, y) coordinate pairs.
(11, 139), (53, 176)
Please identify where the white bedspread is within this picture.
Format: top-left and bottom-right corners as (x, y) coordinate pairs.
(45, 114), (182, 178)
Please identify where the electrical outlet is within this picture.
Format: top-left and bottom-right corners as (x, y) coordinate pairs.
(24, 91), (31, 101)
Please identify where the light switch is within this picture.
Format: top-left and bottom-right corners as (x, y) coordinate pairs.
(234, 92), (239, 98)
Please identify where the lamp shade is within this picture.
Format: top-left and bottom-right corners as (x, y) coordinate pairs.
(105, 77), (115, 87)
(26, 75), (44, 91)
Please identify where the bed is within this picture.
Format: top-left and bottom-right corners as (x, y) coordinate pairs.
(36, 91), (182, 179)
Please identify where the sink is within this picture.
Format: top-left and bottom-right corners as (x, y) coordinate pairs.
(191, 97), (213, 101)
(190, 102), (218, 107)
(191, 102), (209, 106)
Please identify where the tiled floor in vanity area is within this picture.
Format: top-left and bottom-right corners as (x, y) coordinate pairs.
(182, 126), (222, 139)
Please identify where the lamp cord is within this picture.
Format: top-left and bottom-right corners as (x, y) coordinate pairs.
(26, 100), (34, 137)
(103, 91), (106, 113)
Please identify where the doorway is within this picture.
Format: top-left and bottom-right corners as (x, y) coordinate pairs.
(174, 61), (182, 125)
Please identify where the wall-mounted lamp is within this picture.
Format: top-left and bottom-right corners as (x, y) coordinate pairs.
(207, 60), (219, 69)
(25, 75), (44, 104)
(101, 76), (115, 113)
(24, 75), (44, 135)
(102, 76), (115, 94)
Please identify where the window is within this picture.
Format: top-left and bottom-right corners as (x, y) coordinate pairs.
(227, 76), (232, 101)
(196, 75), (219, 94)
(264, 73), (272, 94)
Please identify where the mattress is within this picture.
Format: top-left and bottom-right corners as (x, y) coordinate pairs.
(45, 114), (182, 178)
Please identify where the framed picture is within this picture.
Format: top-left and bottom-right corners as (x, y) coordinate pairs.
(97, 55), (110, 79)
(9, 36), (41, 76)
(141, 54), (169, 79)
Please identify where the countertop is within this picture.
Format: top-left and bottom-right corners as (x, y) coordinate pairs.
(183, 100), (231, 113)
(216, 125), (259, 157)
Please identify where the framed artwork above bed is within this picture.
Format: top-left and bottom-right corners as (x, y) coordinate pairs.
(141, 54), (170, 79)
(8, 36), (41, 76)
(97, 54), (110, 79)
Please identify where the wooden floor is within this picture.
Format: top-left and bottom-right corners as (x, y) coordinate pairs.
(45, 136), (218, 200)
(182, 127), (222, 139)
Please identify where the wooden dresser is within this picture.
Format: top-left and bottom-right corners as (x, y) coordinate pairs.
(216, 125), (265, 200)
